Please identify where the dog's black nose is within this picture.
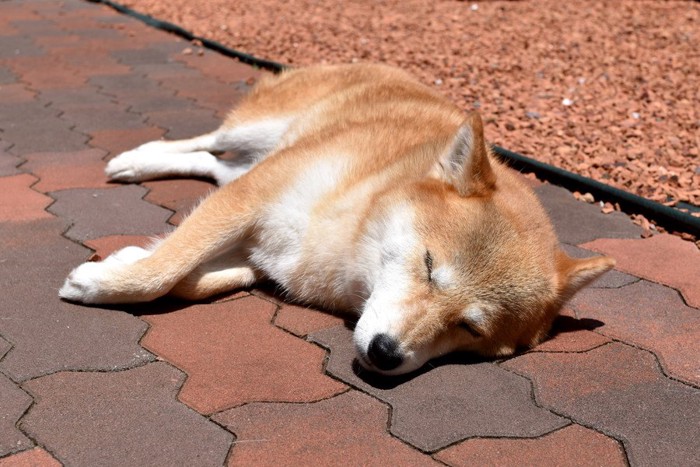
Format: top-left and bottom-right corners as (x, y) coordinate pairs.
(367, 334), (403, 371)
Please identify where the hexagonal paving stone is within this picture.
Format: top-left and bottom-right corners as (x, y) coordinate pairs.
(20, 149), (111, 192)
(310, 326), (567, 452)
(83, 234), (154, 260)
(20, 363), (233, 466)
(0, 145), (22, 177)
(0, 374), (33, 457)
(47, 185), (173, 241)
(535, 184), (641, 245)
(142, 178), (214, 225)
(140, 296), (347, 414)
(273, 303), (347, 338)
(0, 448), (61, 467)
(145, 108), (220, 140)
(583, 234), (700, 309)
(215, 390), (439, 466)
(434, 424), (626, 467)
(175, 51), (265, 85)
(570, 280), (700, 385)
(502, 343), (700, 466)
(89, 126), (165, 158)
(530, 308), (611, 353)
(0, 218), (154, 381)
(0, 174), (52, 222)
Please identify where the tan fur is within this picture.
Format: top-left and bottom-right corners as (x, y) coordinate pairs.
(62, 64), (615, 373)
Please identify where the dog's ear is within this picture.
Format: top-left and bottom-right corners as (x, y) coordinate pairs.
(554, 250), (616, 303)
(432, 112), (496, 197)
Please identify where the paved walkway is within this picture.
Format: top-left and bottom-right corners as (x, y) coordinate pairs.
(0, 1), (698, 466)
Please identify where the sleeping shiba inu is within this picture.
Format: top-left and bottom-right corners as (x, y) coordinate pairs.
(60, 64), (615, 375)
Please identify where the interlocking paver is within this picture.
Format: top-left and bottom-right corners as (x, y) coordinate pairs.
(0, 448), (61, 467)
(21, 149), (110, 192)
(0, 218), (154, 381)
(21, 363), (233, 466)
(215, 391), (440, 466)
(83, 234), (154, 260)
(143, 179), (214, 225)
(273, 303), (347, 337)
(0, 102), (88, 154)
(0, 374), (33, 457)
(0, 84), (36, 104)
(59, 102), (146, 133)
(531, 308), (611, 353)
(571, 280), (700, 385)
(175, 52), (264, 85)
(435, 424), (626, 467)
(535, 184), (642, 244)
(141, 296), (347, 414)
(158, 75), (246, 114)
(0, 174), (52, 222)
(145, 108), (220, 139)
(503, 343), (700, 467)
(89, 126), (165, 158)
(47, 185), (173, 241)
(310, 325), (567, 452)
(0, 146), (23, 177)
(0, 66), (17, 85)
(583, 234), (700, 308)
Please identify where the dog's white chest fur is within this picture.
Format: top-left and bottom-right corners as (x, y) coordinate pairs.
(248, 157), (356, 302)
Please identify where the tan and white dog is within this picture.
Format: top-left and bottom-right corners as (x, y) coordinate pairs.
(60, 64), (614, 375)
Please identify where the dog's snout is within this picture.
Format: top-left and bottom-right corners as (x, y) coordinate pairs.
(367, 334), (403, 371)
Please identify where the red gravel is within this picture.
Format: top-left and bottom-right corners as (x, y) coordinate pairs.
(120, 0), (700, 208)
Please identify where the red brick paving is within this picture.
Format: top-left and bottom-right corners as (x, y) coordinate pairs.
(214, 391), (439, 466)
(0, 0), (697, 465)
(140, 296), (347, 414)
(0, 448), (61, 467)
(571, 280), (700, 385)
(0, 174), (53, 222)
(21, 149), (111, 192)
(502, 343), (700, 466)
(435, 424), (627, 467)
(583, 234), (700, 308)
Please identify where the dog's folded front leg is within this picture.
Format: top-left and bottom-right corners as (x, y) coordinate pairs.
(59, 176), (265, 304)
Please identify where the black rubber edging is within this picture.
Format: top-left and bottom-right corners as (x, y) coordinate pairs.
(88, 0), (700, 238)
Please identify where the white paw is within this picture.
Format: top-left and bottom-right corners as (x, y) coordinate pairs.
(59, 261), (120, 304)
(105, 149), (147, 182)
(59, 247), (151, 304)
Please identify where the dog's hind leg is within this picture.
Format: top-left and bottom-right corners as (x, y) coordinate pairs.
(59, 171), (272, 304)
(106, 118), (292, 185)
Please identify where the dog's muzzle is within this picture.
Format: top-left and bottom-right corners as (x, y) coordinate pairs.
(366, 333), (403, 371)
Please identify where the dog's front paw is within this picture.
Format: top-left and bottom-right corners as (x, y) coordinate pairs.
(105, 149), (146, 182)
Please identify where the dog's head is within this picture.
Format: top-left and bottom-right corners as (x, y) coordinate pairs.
(354, 112), (615, 375)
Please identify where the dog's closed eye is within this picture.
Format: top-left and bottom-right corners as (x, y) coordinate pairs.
(425, 250), (433, 282)
(458, 321), (482, 338)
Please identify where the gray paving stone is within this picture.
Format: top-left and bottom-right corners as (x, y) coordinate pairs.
(47, 185), (173, 241)
(535, 184), (642, 245)
(21, 363), (233, 466)
(503, 343), (700, 467)
(0, 218), (154, 381)
(310, 326), (568, 452)
(0, 374), (33, 457)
